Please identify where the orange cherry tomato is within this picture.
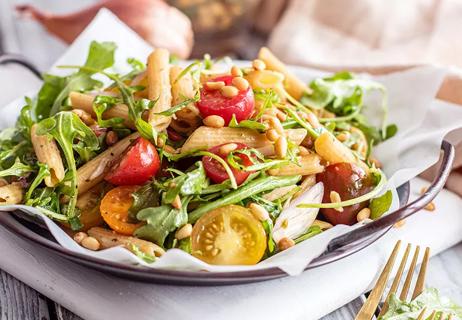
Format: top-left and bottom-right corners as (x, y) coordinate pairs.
(191, 205), (267, 265)
(100, 186), (144, 235)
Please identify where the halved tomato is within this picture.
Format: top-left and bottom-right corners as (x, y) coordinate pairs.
(100, 185), (144, 235)
(191, 205), (267, 265)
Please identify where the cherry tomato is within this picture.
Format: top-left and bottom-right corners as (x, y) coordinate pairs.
(105, 137), (160, 186)
(191, 205), (267, 265)
(202, 142), (254, 185)
(316, 162), (373, 226)
(100, 185), (144, 235)
(197, 75), (255, 124)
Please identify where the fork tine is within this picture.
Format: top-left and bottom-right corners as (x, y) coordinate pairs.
(378, 243), (412, 317)
(416, 308), (427, 320)
(400, 245), (420, 300)
(412, 247), (430, 300)
(354, 241), (401, 320)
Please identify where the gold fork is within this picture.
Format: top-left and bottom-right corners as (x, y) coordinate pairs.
(355, 240), (433, 320)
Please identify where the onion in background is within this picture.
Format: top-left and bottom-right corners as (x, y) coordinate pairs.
(16, 0), (194, 59)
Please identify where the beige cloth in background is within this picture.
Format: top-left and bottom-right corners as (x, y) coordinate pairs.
(268, 0), (462, 196)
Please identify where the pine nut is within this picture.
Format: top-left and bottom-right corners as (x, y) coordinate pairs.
(420, 187), (428, 195)
(156, 136), (165, 147)
(312, 220), (333, 230)
(278, 237), (295, 251)
(298, 146), (310, 156)
(249, 203), (270, 221)
(275, 136), (288, 159)
(275, 110), (287, 122)
(393, 219), (406, 228)
(221, 85), (239, 98)
(206, 81), (225, 90)
(232, 77), (249, 91)
(172, 195), (182, 209)
(262, 115), (284, 134)
(175, 224), (193, 240)
(81, 236), (100, 251)
(424, 202), (436, 211)
(203, 115), (225, 128)
(231, 65), (243, 77)
(252, 59), (266, 71)
(105, 131), (118, 146)
(306, 112), (321, 129)
(164, 145), (177, 154)
(72, 109), (96, 126)
(369, 157), (382, 168)
(219, 143), (238, 155)
(336, 132), (350, 142)
(73, 232), (88, 244)
(357, 208), (371, 222)
(329, 191), (344, 212)
(266, 129), (279, 142)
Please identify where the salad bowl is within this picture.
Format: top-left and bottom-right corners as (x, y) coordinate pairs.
(0, 54), (455, 285)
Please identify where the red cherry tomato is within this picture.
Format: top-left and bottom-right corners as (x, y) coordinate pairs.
(197, 75), (255, 124)
(202, 142), (255, 185)
(105, 137), (160, 186)
(316, 162), (373, 226)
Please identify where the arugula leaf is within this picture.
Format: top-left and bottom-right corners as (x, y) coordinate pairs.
(176, 237), (192, 254)
(370, 190), (393, 219)
(35, 111), (99, 229)
(129, 182), (159, 218)
(92, 95), (125, 128)
(0, 158), (34, 178)
(25, 163), (50, 204)
(135, 205), (188, 246)
(294, 225), (323, 244)
(130, 244), (156, 263)
(380, 288), (462, 320)
(228, 114), (267, 132)
(41, 41), (116, 118)
(164, 162), (208, 203)
(154, 94), (199, 117)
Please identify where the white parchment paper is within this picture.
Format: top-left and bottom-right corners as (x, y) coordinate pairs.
(1, 9), (462, 276)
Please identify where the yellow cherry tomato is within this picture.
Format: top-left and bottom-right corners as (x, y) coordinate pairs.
(100, 185), (143, 235)
(191, 205), (267, 265)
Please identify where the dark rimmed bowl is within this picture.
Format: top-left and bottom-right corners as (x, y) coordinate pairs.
(0, 55), (456, 285)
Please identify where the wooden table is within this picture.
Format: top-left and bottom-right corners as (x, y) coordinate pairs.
(0, 0), (461, 319)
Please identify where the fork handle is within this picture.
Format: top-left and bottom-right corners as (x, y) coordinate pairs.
(327, 140), (455, 252)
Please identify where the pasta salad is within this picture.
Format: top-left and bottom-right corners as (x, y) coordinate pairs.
(0, 42), (397, 265)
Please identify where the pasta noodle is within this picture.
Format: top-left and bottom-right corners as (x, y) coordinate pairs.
(0, 182), (23, 204)
(180, 127), (307, 153)
(69, 92), (135, 129)
(314, 131), (359, 165)
(258, 47), (312, 99)
(88, 227), (165, 257)
(77, 133), (139, 194)
(169, 66), (201, 134)
(31, 124), (65, 187)
(268, 154), (324, 176)
(147, 48), (172, 131)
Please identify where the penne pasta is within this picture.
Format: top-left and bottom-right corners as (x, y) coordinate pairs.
(77, 133), (139, 194)
(263, 185), (296, 201)
(245, 69), (286, 99)
(130, 70), (149, 98)
(88, 227), (165, 257)
(69, 92), (135, 129)
(268, 154), (324, 176)
(258, 47), (312, 99)
(31, 124), (65, 187)
(169, 66), (201, 134)
(314, 131), (357, 164)
(180, 127), (307, 153)
(147, 48), (172, 131)
(0, 182), (23, 205)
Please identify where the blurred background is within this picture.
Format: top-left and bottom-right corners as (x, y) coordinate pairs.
(3, 0), (462, 71)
